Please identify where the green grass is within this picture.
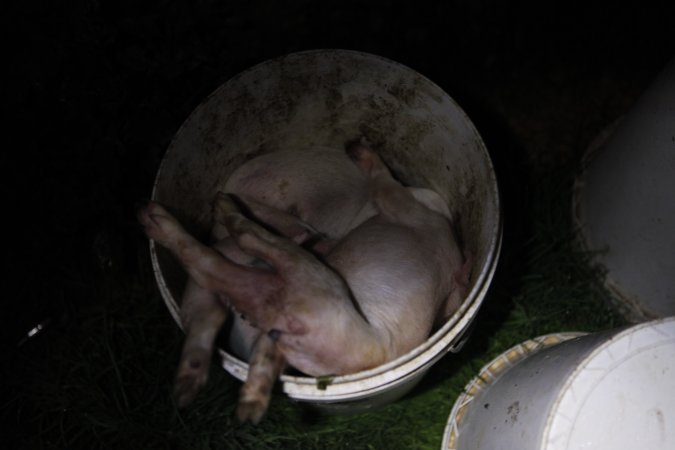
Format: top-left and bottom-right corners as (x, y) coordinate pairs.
(3, 154), (625, 449)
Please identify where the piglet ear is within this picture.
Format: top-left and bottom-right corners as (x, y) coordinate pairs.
(346, 138), (393, 178)
(231, 194), (322, 246)
(408, 187), (453, 221)
(346, 138), (376, 174)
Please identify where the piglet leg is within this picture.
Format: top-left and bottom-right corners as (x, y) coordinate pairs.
(174, 279), (228, 408)
(173, 229), (260, 408)
(236, 332), (286, 424)
(158, 199), (318, 408)
(137, 201), (284, 328)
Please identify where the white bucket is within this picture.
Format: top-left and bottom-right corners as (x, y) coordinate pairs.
(443, 317), (675, 450)
(574, 58), (675, 321)
(150, 50), (501, 412)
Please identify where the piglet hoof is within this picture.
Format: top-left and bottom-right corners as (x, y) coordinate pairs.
(173, 348), (211, 408)
(212, 192), (240, 225)
(236, 397), (269, 425)
(136, 201), (183, 247)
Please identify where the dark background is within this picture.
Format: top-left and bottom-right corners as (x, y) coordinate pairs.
(3, 0), (674, 446)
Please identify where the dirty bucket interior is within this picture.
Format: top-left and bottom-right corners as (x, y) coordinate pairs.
(151, 50), (501, 408)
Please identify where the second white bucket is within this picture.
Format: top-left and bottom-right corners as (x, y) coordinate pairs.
(443, 317), (675, 450)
